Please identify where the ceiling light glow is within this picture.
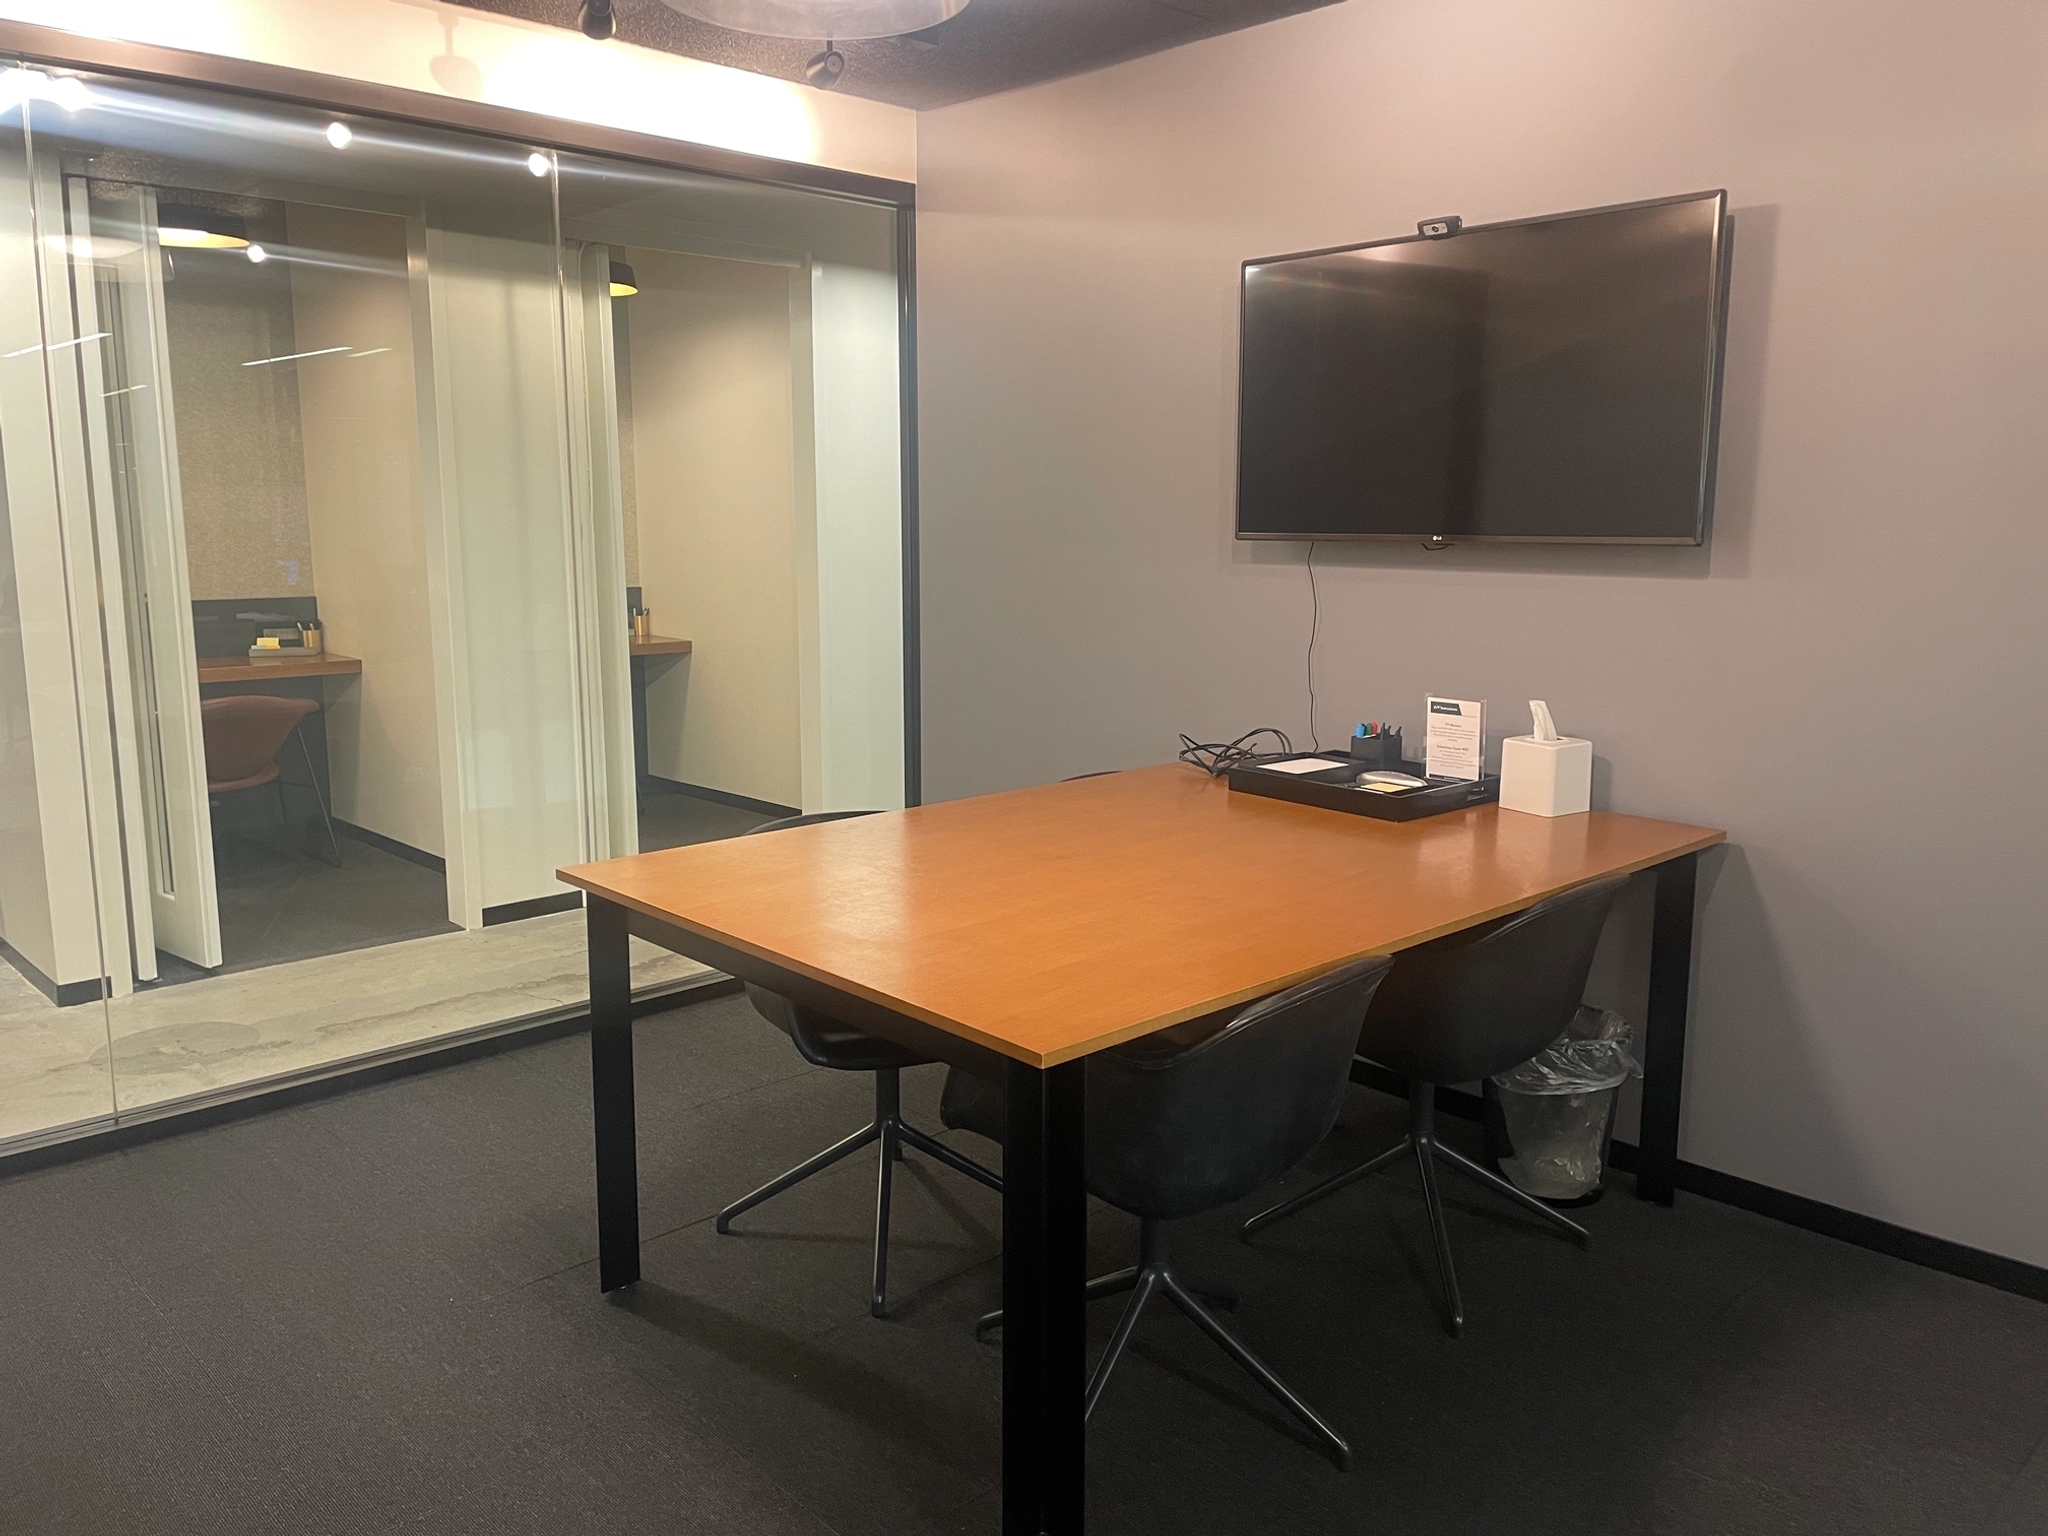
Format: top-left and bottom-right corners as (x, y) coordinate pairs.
(2, 331), (110, 359)
(156, 204), (251, 251)
(158, 228), (248, 249)
(653, 0), (970, 41)
(242, 345), (353, 368)
(44, 235), (141, 260)
(0, 67), (93, 115)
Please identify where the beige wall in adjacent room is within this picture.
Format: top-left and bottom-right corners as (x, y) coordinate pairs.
(161, 203), (316, 601)
(291, 202), (445, 860)
(915, 1), (2048, 1266)
(625, 247), (802, 811)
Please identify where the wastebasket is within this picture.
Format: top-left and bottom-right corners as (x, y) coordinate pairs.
(1483, 1006), (1641, 1205)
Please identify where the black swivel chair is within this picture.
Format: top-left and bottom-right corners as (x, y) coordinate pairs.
(715, 811), (1003, 1318)
(1241, 874), (1631, 1338)
(941, 955), (1394, 1470)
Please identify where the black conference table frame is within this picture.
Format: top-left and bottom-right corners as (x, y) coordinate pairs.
(582, 849), (1701, 1536)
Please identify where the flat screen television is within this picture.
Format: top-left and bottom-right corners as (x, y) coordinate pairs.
(1236, 191), (1730, 544)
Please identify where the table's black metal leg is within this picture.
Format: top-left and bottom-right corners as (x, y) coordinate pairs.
(630, 655), (650, 805)
(1637, 851), (1699, 1205)
(1003, 1057), (1087, 1535)
(589, 896), (641, 1290)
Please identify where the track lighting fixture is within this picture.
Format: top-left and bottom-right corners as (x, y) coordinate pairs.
(805, 44), (846, 88)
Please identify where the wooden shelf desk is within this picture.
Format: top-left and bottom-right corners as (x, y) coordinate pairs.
(628, 637), (691, 790)
(560, 765), (1724, 1535)
(630, 635), (692, 658)
(195, 652), (362, 685)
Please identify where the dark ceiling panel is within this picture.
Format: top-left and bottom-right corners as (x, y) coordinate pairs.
(453, 0), (1338, 110)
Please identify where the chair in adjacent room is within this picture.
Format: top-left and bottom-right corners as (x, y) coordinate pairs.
(942, 954), (1394, 1470)
(715, 811), (1003, 1319)
(200, 694), (342, 866)
(1240, 874), (1631, 1338)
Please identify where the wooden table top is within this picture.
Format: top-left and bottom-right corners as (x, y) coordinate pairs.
(560, 764), (1723, 1068)
(196, 652), (363, 685)
(630, 635), (693, 657)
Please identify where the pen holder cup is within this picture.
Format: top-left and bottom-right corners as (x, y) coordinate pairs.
(1348, 728), (1403, 771)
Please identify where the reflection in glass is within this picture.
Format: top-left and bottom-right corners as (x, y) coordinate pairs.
(0, 65), (907, 1146)
(0, 73), (118, 1141)
(557, 150), (906, 853)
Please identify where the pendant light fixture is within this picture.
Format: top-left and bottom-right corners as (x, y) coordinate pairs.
(652, 0), (969, 41)
(609, 261), (638, 298)
(155, 203), (250, 251)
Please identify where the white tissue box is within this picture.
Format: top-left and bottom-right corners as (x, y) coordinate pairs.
(1500, 735), (1592, 817)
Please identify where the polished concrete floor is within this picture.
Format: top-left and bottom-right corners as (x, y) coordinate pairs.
(0, 914), (711, 1143)
(0, 785), (761, 1147)
(2, 988), (2043, 1534)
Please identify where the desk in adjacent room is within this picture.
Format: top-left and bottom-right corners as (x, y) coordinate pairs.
(559, 764), (1724, 1535)
(628, 636), (692, 791)
(196, 652), (364, 686)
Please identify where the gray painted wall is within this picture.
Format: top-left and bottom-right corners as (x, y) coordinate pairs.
(915, 0), (2048, 1266)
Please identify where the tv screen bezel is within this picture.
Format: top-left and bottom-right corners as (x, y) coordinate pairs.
(1233, 189), (1732, 546)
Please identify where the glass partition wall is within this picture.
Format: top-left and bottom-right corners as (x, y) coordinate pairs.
(0, 63), (909, 1150)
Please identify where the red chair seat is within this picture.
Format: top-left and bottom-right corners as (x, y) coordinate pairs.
(201, 695), (317, 794)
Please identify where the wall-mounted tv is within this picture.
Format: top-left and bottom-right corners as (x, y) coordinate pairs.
(1236, 190), (1730, 544)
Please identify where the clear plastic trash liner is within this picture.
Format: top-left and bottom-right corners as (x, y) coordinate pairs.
(1490, 1007), (1641, 1200)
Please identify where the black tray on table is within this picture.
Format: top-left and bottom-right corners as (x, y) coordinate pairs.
(1225, 754), (1500, 823)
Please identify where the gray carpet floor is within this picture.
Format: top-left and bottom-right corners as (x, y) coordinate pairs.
(2, 989), (2044, 1535)
(148, 798), (458, 986)
(637, 788), (777, 851)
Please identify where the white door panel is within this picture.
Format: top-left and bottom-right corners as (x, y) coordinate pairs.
(84, 187), (221, 971)
(56, 175), (156, 987)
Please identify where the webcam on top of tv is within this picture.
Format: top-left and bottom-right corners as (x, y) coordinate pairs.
(1417, 215), (1463, 239)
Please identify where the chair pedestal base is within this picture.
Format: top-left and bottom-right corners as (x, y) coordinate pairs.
(1240, 1082), (1590, 1338)
(717, 1067), (1002, 1318)
(979, 1218), (1350, 1471)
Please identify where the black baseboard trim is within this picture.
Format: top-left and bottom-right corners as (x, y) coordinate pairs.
(1601, 1141), (2048, 1306)
(0, 936), (103, 1007)
(644, 775), (799, 820)
(482, 893), (583, 926)
(335, 819), (446, 874)
(1349, 1062), (2048, 1307)
(0, 976), (743, 1179)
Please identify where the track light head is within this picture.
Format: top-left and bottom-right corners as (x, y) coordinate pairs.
(805, 43), (846, 88)
(579, 0), (616, 39)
